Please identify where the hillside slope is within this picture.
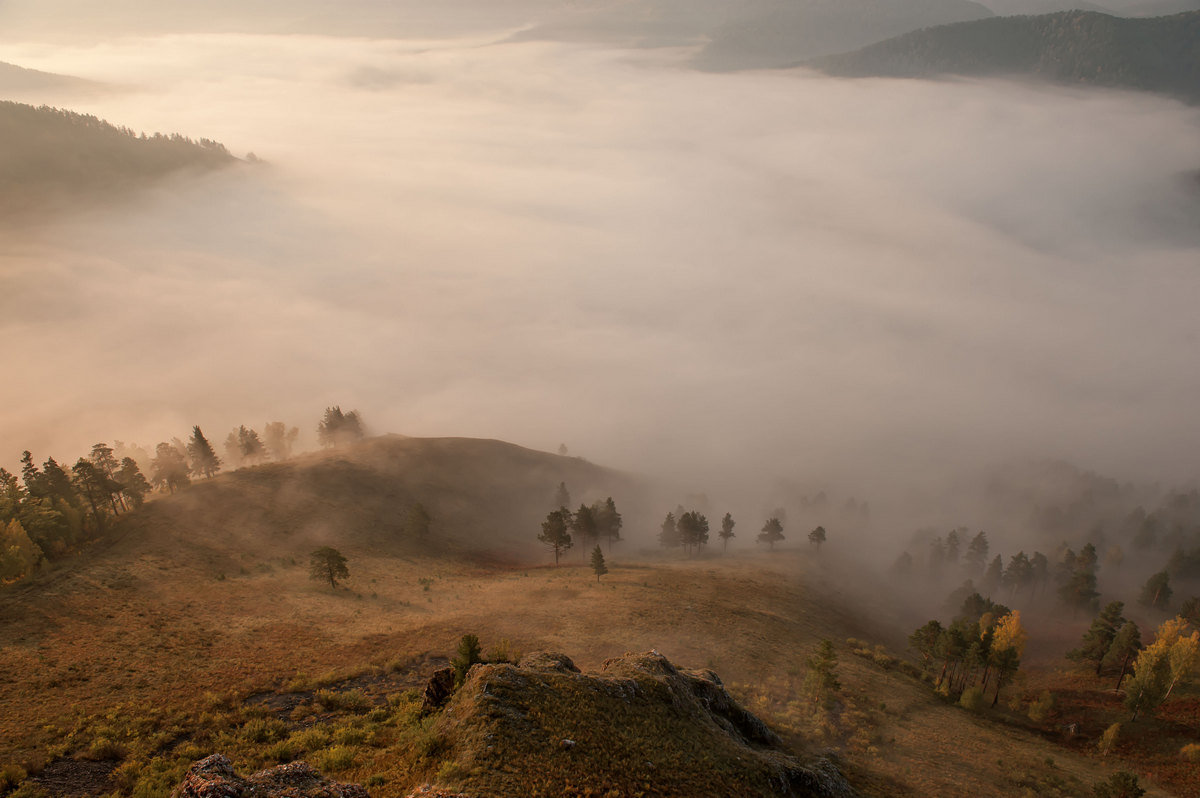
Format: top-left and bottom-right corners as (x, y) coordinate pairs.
(693, 0), (994, 71)
(0, 62), (99, 97)
(0, 100), (236, 215)
(114, 435), (642, 564)
(809, 10), (1200, 103)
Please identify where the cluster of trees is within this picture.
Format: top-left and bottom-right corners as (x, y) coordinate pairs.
(1, 444), (150, 581)
(2, 407), (364, 585)
(538, 493), (623, 566)
(658, 510), (715, 555)
(908, 593), (1028, 709)
(317, 406), (365, 448)
(1068, 602), (1199, 722)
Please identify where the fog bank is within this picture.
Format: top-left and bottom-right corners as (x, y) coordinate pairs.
(2, 31), (1199, 497)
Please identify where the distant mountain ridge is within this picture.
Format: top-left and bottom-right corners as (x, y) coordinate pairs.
(808, 9), (1200, 103)
(0, 61), (100, 96)
(0, 100), (236, 216)
(693, 0), (996, 71)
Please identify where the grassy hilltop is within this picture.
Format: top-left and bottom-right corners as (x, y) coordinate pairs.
(0, 436), (1191, 797)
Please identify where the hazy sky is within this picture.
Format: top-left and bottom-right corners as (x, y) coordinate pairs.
(2, 18), (1199, 497)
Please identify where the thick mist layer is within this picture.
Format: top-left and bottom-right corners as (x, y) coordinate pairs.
(3, 32), (1200, 495)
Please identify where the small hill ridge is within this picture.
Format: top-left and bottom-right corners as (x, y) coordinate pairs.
(427, 650), (855, 797)
(808, 9), (1200, 103)
(0, 100), (236, 216)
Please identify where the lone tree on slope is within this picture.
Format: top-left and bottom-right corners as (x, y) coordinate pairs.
(186, 426), (222, 478)
(808, 526), (827, 550)
(719, 512), (735, 553)
(758, 517), (784, 549)
(538, 508), (573, 566)
(309, 546), (349, 589)
(590, 545), (609, 583)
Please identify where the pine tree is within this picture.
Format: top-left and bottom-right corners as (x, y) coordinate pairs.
(1102, 621), (1142, 691)
(1002, 551), (1033, 598)
(808, 526), (827, 550)
(538, 508), (573, 566)
(150, 442), (191, 493)
(572, 504), (598, 557)
(983, 554), (1004, 595)
(262, 421), (299, 461)
(318, 406), (365, 448)
(945, 529), (962, 565)
(590, 545), (608, 583)
(553, 482), (570, 510)
(308, 546), (349, 589)
(593, 497), (622, 550)
(719, 512), (735, 553)
(803, 640), (840, 725)
(1070, 601), (1127, 675)
(452, 633), (482, 687)
(115, 457), (151, 508)
(659, 512), (680, 549)
(1138, 571), (1172, 611)
(928, 536), (946, 578)
(678, 511), (709, 555)
(758, 517), (784, 549)
(965, 531), (989, 575)
(186, 426), (222, 478)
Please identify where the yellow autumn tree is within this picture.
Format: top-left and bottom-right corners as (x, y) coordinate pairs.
(1125, 616), (1200, 719)
(0, 519), (44, 582)
(989, 611), (1026, 707)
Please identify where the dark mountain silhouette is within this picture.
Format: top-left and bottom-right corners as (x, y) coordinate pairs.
(0, 100), (236, 215)
(808, 10), (1200, 103)
(693, 0), (995, 71)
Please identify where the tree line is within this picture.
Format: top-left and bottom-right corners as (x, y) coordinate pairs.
(0, 406), (365, 585)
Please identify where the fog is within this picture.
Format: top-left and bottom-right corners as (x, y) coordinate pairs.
(3, 20), (1200, 506)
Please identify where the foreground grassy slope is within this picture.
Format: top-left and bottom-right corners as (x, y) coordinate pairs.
(0, 437), (1184, 797)
(809, 10), (1200, 103)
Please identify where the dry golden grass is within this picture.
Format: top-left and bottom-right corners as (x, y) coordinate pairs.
(0, 437), (1184, 797)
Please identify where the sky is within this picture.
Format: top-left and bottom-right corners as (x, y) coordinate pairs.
(2, 5), (1199, 504)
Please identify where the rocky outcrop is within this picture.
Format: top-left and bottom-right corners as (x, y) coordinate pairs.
(427, 650), (856, 798)
(172, 754), (369, 798)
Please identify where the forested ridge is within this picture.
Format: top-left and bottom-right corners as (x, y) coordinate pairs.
(809, 10), (1200, 103)
(0, 409), (356, 585)
(0, 100), (236, 212)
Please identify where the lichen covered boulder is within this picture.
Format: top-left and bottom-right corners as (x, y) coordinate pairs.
(172, 754), (369, 798)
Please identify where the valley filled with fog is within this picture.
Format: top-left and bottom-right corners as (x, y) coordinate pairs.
(3, 21), (1199, 498)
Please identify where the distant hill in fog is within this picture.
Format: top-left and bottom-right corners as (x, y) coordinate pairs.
(0, 101), (236, 215)
(692, 0), (995, 71)
(808, 10), (1200, 103)
(0, 61), (100, 96)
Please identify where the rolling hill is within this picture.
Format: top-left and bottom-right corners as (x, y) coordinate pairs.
(808, 9), (1200, 103)
(0, 435), (1192, 797)
(692, 0), (995, 71)
(0, 100), (237, 216)
(0, 62), (99, 97)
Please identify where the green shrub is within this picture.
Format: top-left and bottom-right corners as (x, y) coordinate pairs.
(452, 634), (483, 687)
(287, 727), (331, 753)
(1092, 770), (1145, 798)
(240, 718), (288, 744)
(1027, 691), (1056, 724)
(84, 737), (126, 761)
(333, 725), (369, 746)
(264, 741), (295, 763)
(958, 686), (986, 712)
(1, 763), (27, 790)
(314, 689), (369, 712)
(313, 746), (356, 773)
